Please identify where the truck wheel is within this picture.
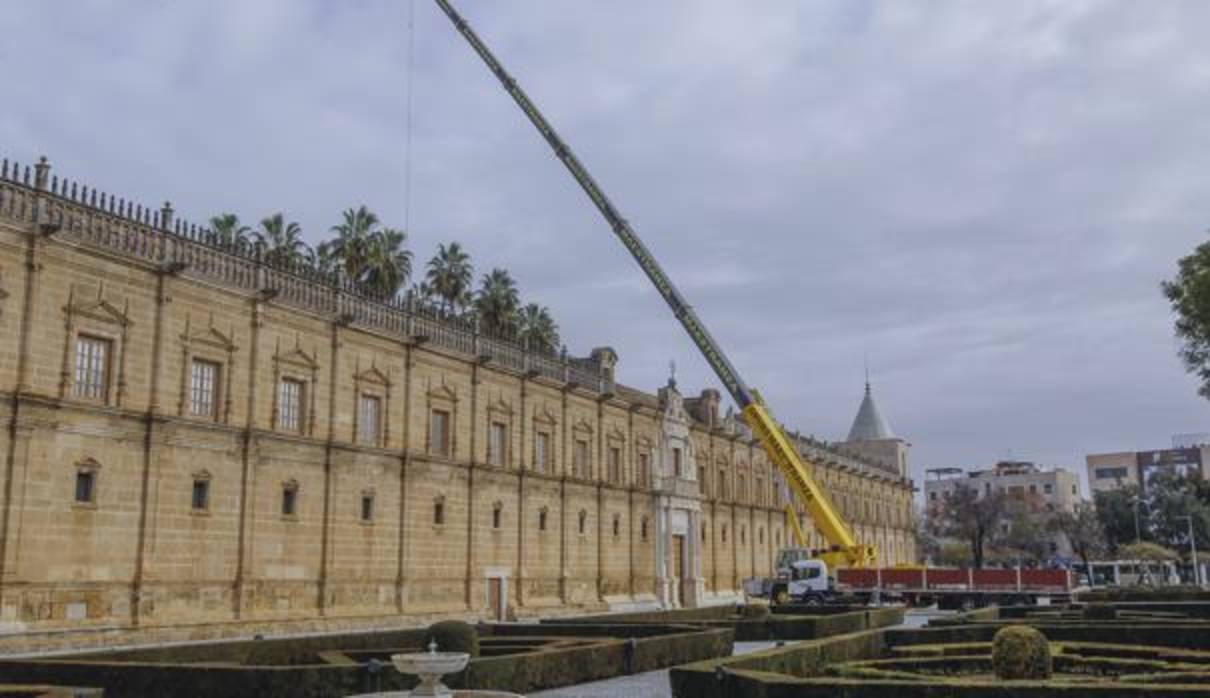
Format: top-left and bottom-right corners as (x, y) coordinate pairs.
(773, 588), (791, 605)
(802, 593), (824, 607)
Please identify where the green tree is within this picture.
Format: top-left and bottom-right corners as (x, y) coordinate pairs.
(517, 303), (560, 353)
(474, 268), (520, 336)
(362, 228), (413, 298)
(1143, 470), (1210, 553)
(329, 206), (379, 280)
(425, 242), (474, 313)
(209, 213), (251, 248)
(1050, 502), (1108, 586)
(1094, 485), (1146, 553)
(254, 213), (306, 267)
(308, 240), (341, 276)
(994, 500), (1055, 566)
(1163, 234), (1210, 398)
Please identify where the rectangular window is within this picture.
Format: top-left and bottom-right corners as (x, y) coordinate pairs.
(430, 409), (451, 457)
(574, 439), (590, 479)
(358, 394), (381, 445)
(191, 478), (210, 511)
(278, 378), (304, 432)
(190, 359), (220, 417)
(756, 477), (764, 505)
(281, 485), (298, 517)
(698, 466), (708, 495)
(637, 452), (649, 486)
(718, 469), (728, 499)
(488, 421), (507, 466)
(534, 432), (550, 472)
(1044, 483), (1053, 494)
(361, 493), (374, 522)
(673, 447), (683, 477)
(74, 335), (111, 400)
(1095, 467), (1129, 480)
(75, 470), (95, 503)
(738, 474), (747, 503)
(608, 447), (621, 483)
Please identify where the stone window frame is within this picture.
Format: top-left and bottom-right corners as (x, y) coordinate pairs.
(72, 458), (101, 509)
(721, 523), (728, 544)
(426, 385), (458, 459)
(360, 488), (376, 525)
(634, 437), (654, 489)
(353, 364), (391, 449)
(271, 342), (319, 437)
(570, 419), (594, 481)
(758, 526), (764, 545)
(538, 506), (549, 532)
(577, 509), (588, 536)
(280, 479), (300, 520)
(531, 406), (557, 474)
(491, 501), (503, 530)
(740, 524), (746, 545)
(611, 513), (621, 538)
(605, 426), (626, 485)
(60, 288), (131, 407)
(190, 469), (212, 515)
(640, 516), (649, 541)
(485, 397), (514, 469)
(433, 495), (446, 527)
(177, 318), (237, 423)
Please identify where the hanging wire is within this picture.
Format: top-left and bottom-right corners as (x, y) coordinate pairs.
(404, 0), (416, 234)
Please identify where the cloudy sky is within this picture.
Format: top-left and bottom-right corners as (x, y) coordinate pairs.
(5, 1), (1210, 489)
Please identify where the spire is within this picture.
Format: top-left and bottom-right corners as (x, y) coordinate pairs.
(846, 380), (894, 441)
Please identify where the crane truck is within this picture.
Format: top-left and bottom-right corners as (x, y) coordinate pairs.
(433, 3), (1079, 610)
(433, 0), (876, 582)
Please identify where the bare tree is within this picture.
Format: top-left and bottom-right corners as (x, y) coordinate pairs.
(932, 486), (1007, 569)
(1050, 502), (1107, 585)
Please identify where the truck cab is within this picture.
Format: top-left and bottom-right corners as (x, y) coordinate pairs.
(787, 559), (833, 604)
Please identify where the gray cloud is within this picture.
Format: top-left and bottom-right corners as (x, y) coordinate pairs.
(5, 0), (1210, 492)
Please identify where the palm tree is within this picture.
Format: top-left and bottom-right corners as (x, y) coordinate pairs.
(517, 302), (560, 353)
(474, 268), (521, 336)
(329, 206), (379, 280)
(209, 213), (250, 248)
(425, 242), (474, 313)
(307, 240), (341, 276)
(362, 228), (413, 298)
(254, 213), (306, 267)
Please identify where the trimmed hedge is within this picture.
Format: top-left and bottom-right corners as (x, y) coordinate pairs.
(991, 626), (1051, 680)
(423, 620), (479, 658)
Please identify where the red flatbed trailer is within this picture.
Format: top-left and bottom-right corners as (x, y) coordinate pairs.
(836, 567), (1075, 609)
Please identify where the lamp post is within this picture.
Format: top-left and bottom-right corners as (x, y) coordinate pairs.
(1179, 515), (1201, 587)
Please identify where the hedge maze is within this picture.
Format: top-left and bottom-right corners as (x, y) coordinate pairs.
(671, 600), (1210, 697)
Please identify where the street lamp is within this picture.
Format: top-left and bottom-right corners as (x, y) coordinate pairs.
(1179, 515), (1201, 587)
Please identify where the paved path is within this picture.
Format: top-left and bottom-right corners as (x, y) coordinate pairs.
(529, 609), (943, 698)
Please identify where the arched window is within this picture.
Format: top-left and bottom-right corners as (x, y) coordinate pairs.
(74, 458), (101, 505)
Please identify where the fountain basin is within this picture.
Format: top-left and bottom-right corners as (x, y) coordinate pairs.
(391, 651), (470, 677)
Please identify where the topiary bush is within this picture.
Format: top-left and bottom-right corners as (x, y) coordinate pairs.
(1083, 603), (1118, 621)
(740, 603), (771, 620)
(992, 625), (1051, 680)
(424, 620), (480, 658)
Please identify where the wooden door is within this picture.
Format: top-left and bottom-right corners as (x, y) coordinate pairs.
(488, 577), (503, 621)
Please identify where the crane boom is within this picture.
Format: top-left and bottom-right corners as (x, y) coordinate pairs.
(434, 0), (875, 568)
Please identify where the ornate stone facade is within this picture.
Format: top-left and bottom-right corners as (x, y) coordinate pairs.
(0, 157), (915, 645)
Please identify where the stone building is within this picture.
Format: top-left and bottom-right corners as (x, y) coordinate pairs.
(0, 156), (915, 644)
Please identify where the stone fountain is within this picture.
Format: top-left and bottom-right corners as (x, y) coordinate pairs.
(345, 639), (522, 698)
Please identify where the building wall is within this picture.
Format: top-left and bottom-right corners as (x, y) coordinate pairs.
(0, 161), (915, 642)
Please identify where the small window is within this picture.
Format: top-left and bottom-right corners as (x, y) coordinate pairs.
(608, 447), (621, 483)
(75, 469), (96, 504)
(698, 466), (708, 495)
(434, 498), (445, 525)
(538, 508), (548, 531)
(672, 447), (683, 477)
(612, 514), (620, 538)
(358, 394), (381, 445)
(740, 526), (746, 545)
(492, 503), (502, 529)
(191, 477), (210, 511)
(718, 469), (728, 500)
(278, 378), (305, 432)
(281, 482), (298, 517)
(534, 432), (550, 472)
(430, 409), (451, 457)
(1044, 483), (1053, 494)
(578, 510), (587, 535)
(758, 527), (764, 545)
(1071, 484), (1078, 495)
(701, 523), (706, 542)
(574, 439), (590, 479)
(190, 359), (220, 418)
(641, 517), (648, 541)
(637, 452), (649, 487)
(361, 492), (375, 522)
(74, 335), (111, 401)
(488, 421), (507, 466)
(721, 524), (728, 543)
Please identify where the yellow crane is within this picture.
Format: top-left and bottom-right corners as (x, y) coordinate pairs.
(434, 0), (876, 571)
